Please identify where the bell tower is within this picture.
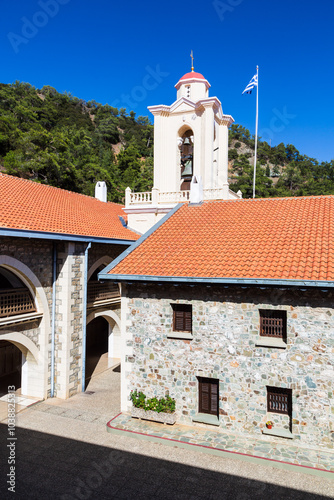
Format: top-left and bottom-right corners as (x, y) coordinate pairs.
(124, 61), (241, 234)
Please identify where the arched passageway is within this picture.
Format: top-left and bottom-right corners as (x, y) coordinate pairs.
(85, 316), (109, 389)
(0, 340), (22, 396)
(0, 259), (49, 399)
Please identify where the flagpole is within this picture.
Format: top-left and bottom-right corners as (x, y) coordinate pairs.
(252, 65), (259, 198)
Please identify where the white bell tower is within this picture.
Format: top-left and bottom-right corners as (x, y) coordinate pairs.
(124, 60), (241, 234)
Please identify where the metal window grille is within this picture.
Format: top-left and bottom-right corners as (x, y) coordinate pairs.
(267, 387), (292, 415)
(172, 304), (192, 332)
(260, 309), (286, 339)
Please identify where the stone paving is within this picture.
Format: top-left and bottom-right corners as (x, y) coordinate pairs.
(108, 413), (334, 473)
(1, 364), (334, 499)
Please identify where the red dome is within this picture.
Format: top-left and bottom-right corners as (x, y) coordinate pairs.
(179, 71), (206, 81)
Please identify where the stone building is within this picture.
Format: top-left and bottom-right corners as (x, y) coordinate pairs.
(100, 196), (334, 469)
(0, 173), (138, 399)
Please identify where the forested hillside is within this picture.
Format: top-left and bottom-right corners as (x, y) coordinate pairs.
(0, 81), (333, 202)
(0, 81), (153, 202)
(228, 125), (334, 198)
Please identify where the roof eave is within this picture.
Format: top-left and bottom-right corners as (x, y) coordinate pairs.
(0, 227), (136, 245)
(98, 274), (334, 289)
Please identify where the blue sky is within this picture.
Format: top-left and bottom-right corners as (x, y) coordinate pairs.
(1, 0), (333, 162)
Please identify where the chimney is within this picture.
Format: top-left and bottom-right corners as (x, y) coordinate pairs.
(95, 181), (107, 202)
(189, 175), (203, 205)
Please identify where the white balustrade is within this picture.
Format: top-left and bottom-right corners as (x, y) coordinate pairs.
(127, 187), (230, 206)
(130, 191), (152, 204)
(158, 191), (190, 203)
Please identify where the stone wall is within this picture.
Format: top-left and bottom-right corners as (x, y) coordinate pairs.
(0, 237), (54, 347)
(1, 237), (128, 399)
(55, 241), (126, 398)
(124, 283), (334, 451)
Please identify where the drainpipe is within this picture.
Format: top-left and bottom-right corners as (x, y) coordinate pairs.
(81, 242), (91, 392)
(51, 243), (57, 397)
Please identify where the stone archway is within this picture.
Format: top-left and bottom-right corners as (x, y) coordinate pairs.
(87, 256), (112, 281)
(86, 310), (121, 359)
(0, 340), (21, 396)
(0, 332), (40, 397)
(85, 316), (109, 387)
(0, 257), (50, 399)
(85, 310), (122, 398)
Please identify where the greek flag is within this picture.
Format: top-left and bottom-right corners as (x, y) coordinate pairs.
(242, 74), (258, 94)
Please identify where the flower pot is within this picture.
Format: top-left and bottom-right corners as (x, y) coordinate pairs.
(266, 424), (273, 429)
(131, 407), (176, 425)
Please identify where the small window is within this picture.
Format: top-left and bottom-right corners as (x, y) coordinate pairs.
(172, 304), (192, 332)
(267, 386), (292, 415)
(198, 377), (219, 416)
(259, 309), (286, 340)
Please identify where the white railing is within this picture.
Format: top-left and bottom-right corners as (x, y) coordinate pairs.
(158, 191), (190, 203)
(125, 186), (241, 207)
(130, 191), (152, 204)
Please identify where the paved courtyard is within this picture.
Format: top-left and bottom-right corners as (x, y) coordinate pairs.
(0, 364), (333, 499)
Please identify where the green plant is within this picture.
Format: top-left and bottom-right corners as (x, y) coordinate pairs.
(130, 390), (175, 413)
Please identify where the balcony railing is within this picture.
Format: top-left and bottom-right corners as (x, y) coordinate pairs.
(87, 281), (120, 305)
(125, 187), (241, 208)
(0, 288), (36, 318)
(129, 191), (152, 204)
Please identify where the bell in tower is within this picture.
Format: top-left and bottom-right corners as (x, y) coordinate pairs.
(179, 131), (194, 190)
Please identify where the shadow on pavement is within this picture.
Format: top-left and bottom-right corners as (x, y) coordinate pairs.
(0, 424), (331, 500)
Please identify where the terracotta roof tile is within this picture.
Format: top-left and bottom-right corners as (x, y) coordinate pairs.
(0, 173), (139, 241)
(108, 196), (334, 282)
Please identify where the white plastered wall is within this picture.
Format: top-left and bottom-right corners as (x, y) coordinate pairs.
(120, 284), (132, 412)
(152, 100), (226, 193)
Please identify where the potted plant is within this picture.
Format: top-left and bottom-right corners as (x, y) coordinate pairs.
(266, 420), (274, 429)
(130, 390), (176, 425)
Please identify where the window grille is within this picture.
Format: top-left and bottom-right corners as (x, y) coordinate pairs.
(172, 304), (192, 332)
(260, 309), (286, 340)
(267, 387), (292, 415)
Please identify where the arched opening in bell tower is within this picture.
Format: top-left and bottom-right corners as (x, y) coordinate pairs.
(179, 128), (194, 191)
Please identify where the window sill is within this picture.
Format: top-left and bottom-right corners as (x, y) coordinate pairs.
(167, 331), (193, 340)
(262, 427), (293, 439)
(192, 413), (220, 426)
(255, 337), (287, 349)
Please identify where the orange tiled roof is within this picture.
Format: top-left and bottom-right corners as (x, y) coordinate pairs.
(108, 197), (334, 282)
(0, 173), (139, 241)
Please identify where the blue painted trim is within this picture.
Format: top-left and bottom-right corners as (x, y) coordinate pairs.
(0, 227), (135, 245)
(98, 203), (184, 279)
(99, 274), (334, 288)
